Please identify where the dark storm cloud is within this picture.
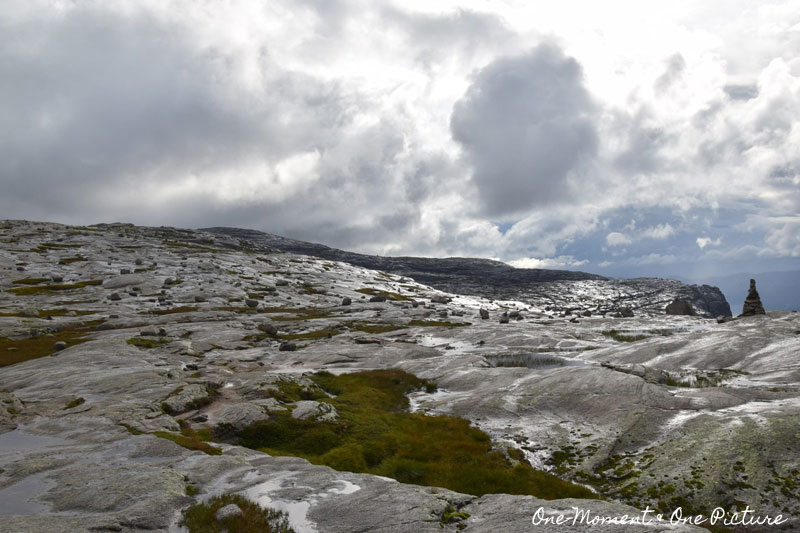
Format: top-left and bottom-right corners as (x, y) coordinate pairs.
(450, 44), (597, 217)
(0, 4), (347, 220)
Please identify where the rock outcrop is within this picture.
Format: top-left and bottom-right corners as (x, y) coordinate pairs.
(741, 278), (766, 316)
(665, 298), (696, 316)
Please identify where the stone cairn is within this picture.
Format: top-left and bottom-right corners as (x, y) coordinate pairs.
(740, 279), (766, 316)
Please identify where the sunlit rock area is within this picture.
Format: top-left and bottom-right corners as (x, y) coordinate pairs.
(1, 220), (798, 532)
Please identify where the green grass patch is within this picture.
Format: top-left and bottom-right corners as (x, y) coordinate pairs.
(7, 280), (102, 295)
(58, 256), (88, 265)
(180, 493), (294, 533)
(235, 369), (593, 500)
(144, 306), (199, 315)
(12, 277), (50, 285)
(350, 323), (406, 334)
(0, 320), (104, 367)
(127, 337), (168, 349)
(64, 397), (85, 409)
(278, 328), (341, 341)
(407, 320), (470, 328)
(355, 288), (411, 301)
(153, 426), (222, 455)
(601, 329), (648, 342)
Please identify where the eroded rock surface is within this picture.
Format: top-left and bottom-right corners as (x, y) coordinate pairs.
(0, 220), (795, 532)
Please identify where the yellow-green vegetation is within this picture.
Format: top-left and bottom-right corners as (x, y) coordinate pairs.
(355, 288), (411, 301)
(180, 494), (294, 533)
(350, 323), (406, 334)
(64, 397), (85, 409)
(601, 329), (648, 342)
(154, 423), (221, 456)
(278, 328), (341, 341)
(407, 320), (470, 328)
(12, 277), (50, 285)
(0, 320), (104, 367)
(144, 306), (199, 315)
(260, 380), (328, 403)
(58, 256), (88, 265)
(0, 308), (95, 318)
(236, 370), (594, 500)
(7, 280), (102, 295)
(127, 337), (168, 349)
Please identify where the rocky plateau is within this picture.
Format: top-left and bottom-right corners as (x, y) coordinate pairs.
(1, 220), (798, 532)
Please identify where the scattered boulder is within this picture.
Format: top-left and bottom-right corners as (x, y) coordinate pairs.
(479, 309), (489, 320)
(431, 295), (451, 304)
(259, 321), (278, 336)
(341, 297), (352, 306)
(245, 299), (259, 308)
(51, 275), (63, 282)
(279, 342), (297, 352)
(215, 403), (270, 432)
(619, 307), (634, 318)
(215, 504), (243, 522)
(740, 279), (766, 316)
(291, 400), (338, 422)
(369, 296), (386, 303)
(665, 298), (696, 316)
(275, 279), (289, 286)
(161, 384), (213, 415)
(53, 341), (67, 351)
(108, 293), (122, 301)
(499, 312), (509, 324)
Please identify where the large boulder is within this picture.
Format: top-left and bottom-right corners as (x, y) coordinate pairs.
(665, 298), (696, 316)
(215, 403), (269, 431)
(291, 401), (338, 422)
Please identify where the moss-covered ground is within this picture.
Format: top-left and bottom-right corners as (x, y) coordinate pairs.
(234, 369), (595, 500)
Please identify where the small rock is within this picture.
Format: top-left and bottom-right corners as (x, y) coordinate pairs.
(191, 414), (208, 423)
(259, 322), (278, 336)
(135, 258), (143, 266)
(53, 341), (67, 351)
(109, 293), (122, 301)
(158, 328), (167, 337)
(139, 329), (157, 337)
(438, 310), (448, 318)
(479, 309), (489, 320)
(163, 277), (175, 286)
(569, 317), (579, 323)
(582, 310), (592, 317)
(215, 504), (243, 522)
(341, 297), (352, 306)
(279, 342), (297, 352)
(120, 268), (131, 275)
(369, 296), (386, 303)
(499, 312), (509, 324)
(194, 296), (206, 303)
(431, 295), (451, 304)
(245, 299), (259, 308)
(275, 279), (289, 286)
(51, 275), (63, 282)
(411, 301), (420, 308)
(619, 307), (634, 318)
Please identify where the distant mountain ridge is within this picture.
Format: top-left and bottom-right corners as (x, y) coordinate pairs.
(204, 227), (732, 317)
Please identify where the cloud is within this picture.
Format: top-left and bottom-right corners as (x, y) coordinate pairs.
(450, 44), (598, 217)
(606, 232), (632, 246)
(508, 255), (588, 269)
(696, 237), (722, 249)
(641, 223), (675, 239)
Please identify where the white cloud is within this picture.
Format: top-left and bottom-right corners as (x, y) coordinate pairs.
(696, 236), (722, 248)
(509, 256), (589, 269)
(641, 223), (675, 240)
(606, 232), (632, 246)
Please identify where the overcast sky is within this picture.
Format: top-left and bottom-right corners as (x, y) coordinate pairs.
(2, 0), (800, 279)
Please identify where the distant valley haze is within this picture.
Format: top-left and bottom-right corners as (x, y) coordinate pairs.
(2, 1), (799, 306)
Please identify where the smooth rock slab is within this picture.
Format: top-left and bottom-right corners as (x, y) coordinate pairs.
(291, 401), (338, 422)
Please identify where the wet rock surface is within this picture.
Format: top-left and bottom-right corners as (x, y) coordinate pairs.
(0, 220), (796, 532)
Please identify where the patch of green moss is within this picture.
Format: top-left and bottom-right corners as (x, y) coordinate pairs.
(58, 256), (88, 265)
(601, 329), (648, 342)
(0, 320), (104, 367)
(127, 337), (168, 349)
(235, 369), (594, 500)
(180, 493), (294, 533)
(355, 288), (411, 301)
(278, 328), (341, 341)
(12, 277), (50, 285)
(7, 279), (102, 295)
(153, 429), (222, 455)
(407, 320), (470, 328)
(64, 397), (85, 409)
(350, 323), (406, 334)
(441, 505), (471, 525)
(145, 306), (199, 315)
